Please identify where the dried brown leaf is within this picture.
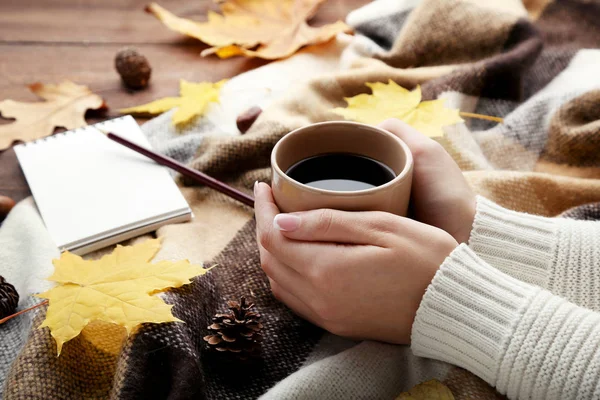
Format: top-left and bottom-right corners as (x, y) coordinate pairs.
(0, 81), (105, 150)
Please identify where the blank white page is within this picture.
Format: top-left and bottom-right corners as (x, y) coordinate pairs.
(14, 116), (191, 253)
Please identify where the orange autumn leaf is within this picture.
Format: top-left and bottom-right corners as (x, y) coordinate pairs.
(0, 81), (105, 150)
(145, 0), (351, 60)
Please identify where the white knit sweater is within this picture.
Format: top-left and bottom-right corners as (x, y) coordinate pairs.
(412, 197), (600, 399)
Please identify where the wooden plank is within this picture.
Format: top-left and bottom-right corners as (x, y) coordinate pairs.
(0, 0), (361, 44)
(0, 0), (206, 44)
(0, 44), (269, 111)
(0, 148), (29, 204)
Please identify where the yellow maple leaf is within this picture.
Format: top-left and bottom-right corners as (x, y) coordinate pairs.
(332, 80), (464, 138)
(120, 79), (227, 126)
(396, 379), (455, 400)
(0, 81), (105, 150)
(37, 239), (208, 355)
(145, 1), (351, 60)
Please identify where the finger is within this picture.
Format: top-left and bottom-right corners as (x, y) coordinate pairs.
(378, 118), (461, 177)
(378, 118), (434, 149)
(269, 279), (322, 326)
(258, 244), (316, 300)
(254, 182), (280, 239)
(273, 209), (398, 246)
(255, 183), (350, 273)
(378, 118), (448, 162)
(255, 181), (301, 260)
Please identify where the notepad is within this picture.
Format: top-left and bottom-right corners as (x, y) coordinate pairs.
(14, 116), (192, 255)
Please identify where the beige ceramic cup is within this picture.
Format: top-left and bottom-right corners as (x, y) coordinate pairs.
(270, 121), (413, 215)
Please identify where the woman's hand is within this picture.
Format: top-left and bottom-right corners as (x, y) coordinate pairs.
(254, 182), (458, 344)
(378, 119), (476, 243)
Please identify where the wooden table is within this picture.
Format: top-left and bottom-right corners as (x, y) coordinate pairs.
(0, 0), (368, 205)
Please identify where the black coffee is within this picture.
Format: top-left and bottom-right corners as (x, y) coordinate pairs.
(285, 153), (396, 191)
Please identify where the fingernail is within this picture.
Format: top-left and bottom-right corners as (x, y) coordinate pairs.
(273, 214), (301, 232)
(254, 181), (259, 196)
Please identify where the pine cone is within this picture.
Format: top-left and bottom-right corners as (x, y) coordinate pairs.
(204, 297), (263, 357)
(115, 47), (152, 89)
(0, 275), (19, 319)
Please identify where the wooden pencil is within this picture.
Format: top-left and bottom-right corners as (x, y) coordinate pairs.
(104, 131), (255, 208)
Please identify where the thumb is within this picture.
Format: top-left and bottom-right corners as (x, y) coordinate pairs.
(273, 209), (395, 246)
(378, 118), (437, 152)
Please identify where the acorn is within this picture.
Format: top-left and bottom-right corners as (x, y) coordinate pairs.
(236, 106), (262, 134)
(0, 195), (15, 222)
(115, 48), (152, 90)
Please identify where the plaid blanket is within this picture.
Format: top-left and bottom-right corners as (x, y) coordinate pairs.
(2, 0), (600, 398)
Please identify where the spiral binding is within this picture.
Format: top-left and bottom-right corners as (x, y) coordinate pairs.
(21, 115), (130, 147)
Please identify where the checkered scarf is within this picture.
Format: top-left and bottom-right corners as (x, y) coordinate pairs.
(3, 0), (600, 398)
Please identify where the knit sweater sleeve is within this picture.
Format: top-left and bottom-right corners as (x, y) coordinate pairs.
(411, 244), (600, 400)
(469, 196), (600, 310)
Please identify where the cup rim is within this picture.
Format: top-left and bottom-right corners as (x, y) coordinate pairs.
(271, 121), (414, 197)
